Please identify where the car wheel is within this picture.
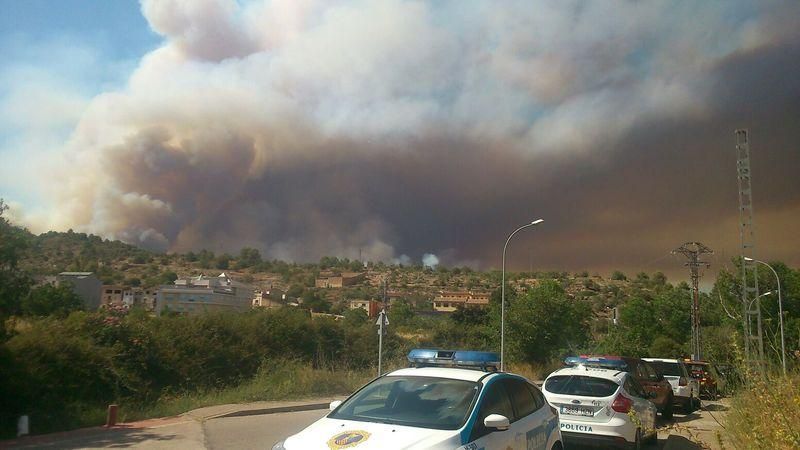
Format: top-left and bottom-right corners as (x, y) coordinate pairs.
(629, 428), (642, 450)
(645, 427), (658, 445)
(661, 395), (674, 419)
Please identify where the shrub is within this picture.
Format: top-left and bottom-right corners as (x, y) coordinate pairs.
(726, 374), (800, 449)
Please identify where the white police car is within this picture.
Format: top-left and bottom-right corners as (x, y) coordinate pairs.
(272, 349), (562, 450)
(542, 364), (657, 449)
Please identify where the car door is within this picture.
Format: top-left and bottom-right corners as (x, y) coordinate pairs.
(467, 379), (516, 449)
(624, 375), (657, 435)
(680, 362), (700, 401)
(503, 378), (551, 450)
(640, 361), (670, 409)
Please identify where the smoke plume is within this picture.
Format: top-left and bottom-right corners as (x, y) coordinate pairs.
(24, 0), (800, 273)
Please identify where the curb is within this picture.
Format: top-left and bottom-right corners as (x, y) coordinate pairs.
(212, 402), (332, 419)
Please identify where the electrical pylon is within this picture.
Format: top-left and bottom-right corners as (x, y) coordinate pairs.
(673, 242), (713, 360)
(735, 129), (765, 376)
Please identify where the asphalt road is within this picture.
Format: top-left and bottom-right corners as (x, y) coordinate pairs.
(2, 399), (729, 449)
(203, 402), (731, 450)
(204, 409), (327, 450)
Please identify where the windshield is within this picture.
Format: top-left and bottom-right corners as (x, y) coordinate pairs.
(329, 376), (480, 430)
(650, 361), (684, 377)
(544, 375), (619, 397)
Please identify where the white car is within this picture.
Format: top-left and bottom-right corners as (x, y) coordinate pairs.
(542, 365), (657, 449)
(273, 350), (562, 450)
(642, 358), (700, 412)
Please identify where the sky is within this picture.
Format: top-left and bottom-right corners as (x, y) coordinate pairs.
(1, 0), (799, 281)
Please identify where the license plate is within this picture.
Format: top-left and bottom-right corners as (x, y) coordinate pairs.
(560, 405), (594, 417)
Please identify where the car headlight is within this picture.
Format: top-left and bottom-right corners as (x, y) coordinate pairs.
(271, 439), (286, 450)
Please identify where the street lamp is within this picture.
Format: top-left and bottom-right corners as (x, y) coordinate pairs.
(501, 219), (544, 372)
(744, 257), (786, 375)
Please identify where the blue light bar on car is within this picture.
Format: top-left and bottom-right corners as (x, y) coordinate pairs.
(407, 349), (500, 371)
(564, 356), (628, 371)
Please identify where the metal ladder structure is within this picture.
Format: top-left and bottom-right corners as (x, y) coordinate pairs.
(673, 242), (712, 361)
(735, 129), (765, 375)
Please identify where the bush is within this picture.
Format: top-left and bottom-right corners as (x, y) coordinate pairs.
(0, 306), (391, 437)
(726, 374), (800, 449)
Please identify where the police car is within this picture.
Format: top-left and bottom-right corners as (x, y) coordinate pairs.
(542, 364), (657, 449)
(272, 349), (562, 450)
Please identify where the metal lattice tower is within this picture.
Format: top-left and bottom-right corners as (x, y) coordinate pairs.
(673, 242), (712, 360)
(736, 129), (765, 375)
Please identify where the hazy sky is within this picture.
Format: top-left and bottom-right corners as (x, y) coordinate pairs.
(1, 0), (798, 280)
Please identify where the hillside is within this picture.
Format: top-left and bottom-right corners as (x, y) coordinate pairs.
(18, 231), (668, 320)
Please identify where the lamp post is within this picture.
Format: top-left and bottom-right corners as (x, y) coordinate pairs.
(745, 257), (786, 375)
(501, 219), (544, 372)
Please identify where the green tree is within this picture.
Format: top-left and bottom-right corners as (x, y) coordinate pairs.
(343, 307), (369, 327)
(302, 292), (330, 312)
(389, 300), (415, 327)
(21, 283), (83, 318)
(611, 270), (627, 281)
(451, 304), (488, 326)
(236, 247), (262, 269)
(507, 280), (592, 363)
(215, 254), (231, 270)
(159, 271), (178, 284)
(0, 199), (32, 322)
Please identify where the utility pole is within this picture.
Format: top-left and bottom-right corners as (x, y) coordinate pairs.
(673, 242), (713, 361)
(736, 129), (765, 376)
(376, 309), (388, 376)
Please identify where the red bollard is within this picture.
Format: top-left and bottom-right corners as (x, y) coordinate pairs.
(106, 404), (118, 427)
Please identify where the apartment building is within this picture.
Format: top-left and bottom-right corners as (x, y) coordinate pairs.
(252, 289), (283, 309)
(348, 299), (381, 318)
(122, 288), (157, 310)
(156, 273), (255, 316)
(315, 271), (365, 288)
(101, 284), (126, 306)
(432, 291), (491, 312)
(52, 272), (103, 309)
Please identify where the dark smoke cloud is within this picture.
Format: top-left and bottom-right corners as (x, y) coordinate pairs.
(30, 0), (800, 277)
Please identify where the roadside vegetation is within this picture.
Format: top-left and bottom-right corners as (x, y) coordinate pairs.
(725, 373), (800, 449)
(1, 199), (799, 438)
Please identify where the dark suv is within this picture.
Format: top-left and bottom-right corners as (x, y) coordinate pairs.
(565, 355), (675, 418)
(687, 360), (725, 399)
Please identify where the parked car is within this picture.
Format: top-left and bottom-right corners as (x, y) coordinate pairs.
(642, 358), (700, 413)
(273, 349), (562, 450)
(566, 355), (675, 419)
(543, 365), (658, 449)
(686, 360), (726, 399)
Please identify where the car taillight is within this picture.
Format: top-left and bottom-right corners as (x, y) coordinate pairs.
(611, 394), (633, 413)
(679, 376), (688, 386)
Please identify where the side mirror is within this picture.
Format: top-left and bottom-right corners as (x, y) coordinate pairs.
(329, 400), (342, 411)
(483, 414), (510, 431)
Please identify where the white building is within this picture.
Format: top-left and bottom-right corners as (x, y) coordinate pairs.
(156, 273), (254, 316)
(123, 288), (157, 310)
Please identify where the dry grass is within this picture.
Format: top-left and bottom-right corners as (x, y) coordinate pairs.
(507, 360), (562, 381)
(119, 361), (372, 424)
(725, 372), (800, 449)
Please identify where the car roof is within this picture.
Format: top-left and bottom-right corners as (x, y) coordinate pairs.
(642, 358), (682, 363)
(387, 366), (510, 383)
(547, 366), (626, 383)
